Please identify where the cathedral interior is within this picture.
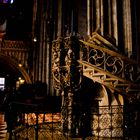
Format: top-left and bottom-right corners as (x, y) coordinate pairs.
(0, 0), (140, 140)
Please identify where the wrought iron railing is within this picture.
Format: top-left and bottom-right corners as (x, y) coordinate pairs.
(52, 33), (140, 94)
(13, 113), (63, 140)
(12, 105), (140, 140)
(79, 33), (140, 84)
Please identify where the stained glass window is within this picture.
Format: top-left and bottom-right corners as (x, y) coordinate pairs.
(0, 0), (14, 4)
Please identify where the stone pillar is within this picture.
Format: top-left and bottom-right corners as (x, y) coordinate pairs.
(32, 0), (37, 40)
(94, 0), (104, 35)
(107, 0), (118, 46)
(32, 0), (37, 82)
(123, 0), (132, 57)
(57, 0), (62, 37)
(42, 19), (47, 83)
(38, 8), (44, 82)
(32, 0), (54, 95)
(32, 0), (44, 82)
(108, 0), (112, 35)
(100, 0), (104, 35)
(46, 42), (51, 94)
(87, 0), (90, 35)
(95, 0), (100, 30)
(112, 0), (118, 46)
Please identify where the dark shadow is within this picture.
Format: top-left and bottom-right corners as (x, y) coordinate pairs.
(72, 76), (98, 138)
(3, 81), (62, 139)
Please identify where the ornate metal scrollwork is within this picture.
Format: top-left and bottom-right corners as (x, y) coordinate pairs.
(124, 63), (140, 82)
(105, 56), (123, 75)
(89, 47), (105, 67)
(79, 37), (140, 83)
(52, 38), (62, 90)
(52, 36), (82, 92)
(78, 32), (140, 103)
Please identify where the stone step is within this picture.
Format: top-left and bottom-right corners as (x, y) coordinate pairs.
(0, 112), (7, 140)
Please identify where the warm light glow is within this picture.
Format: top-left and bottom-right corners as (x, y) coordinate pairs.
(16, 81), (20, 89)
(33, 37), (37, 42)
(17, 77), (25, 88)
(25, 113), (61, 125)
(18, 77), (21, 80)
(19, 79), (25, 84)
(18, 64), (22, 67)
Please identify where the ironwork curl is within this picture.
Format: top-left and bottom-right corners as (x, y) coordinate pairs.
(105, 56), (123, 74)
(124, 64), (139, 82)
(89, 48), (105, 67)
(79, 38), (140, 84)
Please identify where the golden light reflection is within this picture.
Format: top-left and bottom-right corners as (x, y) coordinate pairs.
(18, 64), (22, 67)
(24, 113), (61, 125)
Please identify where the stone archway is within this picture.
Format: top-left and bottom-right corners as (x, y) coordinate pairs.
(0, 54), (31, 85)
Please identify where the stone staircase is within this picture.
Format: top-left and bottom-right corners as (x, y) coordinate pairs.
(51, 33), (140, 140)
(52, 32), (140, 103)
(78, 32), (140, 97)
(0, 112), (7, 140)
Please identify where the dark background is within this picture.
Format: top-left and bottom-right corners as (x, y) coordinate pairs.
(0, 0), (33, 40)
